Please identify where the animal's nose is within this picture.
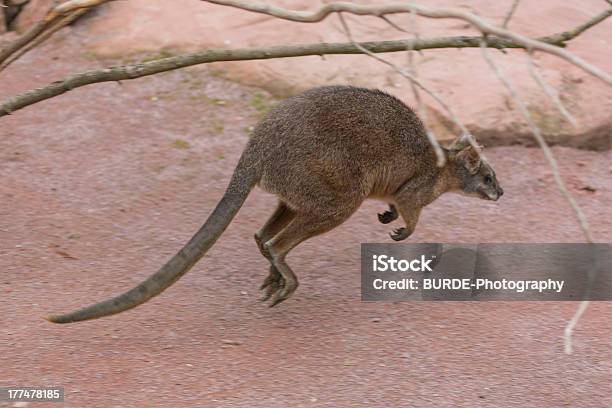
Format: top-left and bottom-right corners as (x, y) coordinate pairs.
(498, 187), (504, 197)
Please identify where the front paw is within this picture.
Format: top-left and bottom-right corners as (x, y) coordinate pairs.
(378, 211), (396, 224)
(390, 227), (410, 241)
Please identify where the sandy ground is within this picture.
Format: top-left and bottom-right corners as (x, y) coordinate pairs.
(1, 38), (611, 407)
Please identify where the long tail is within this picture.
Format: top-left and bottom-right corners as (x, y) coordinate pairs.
(46, 153), (259, 323)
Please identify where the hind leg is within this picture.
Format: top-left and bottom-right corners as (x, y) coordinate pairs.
(263, 211), (351, 306)
(254, 202), (295, 300)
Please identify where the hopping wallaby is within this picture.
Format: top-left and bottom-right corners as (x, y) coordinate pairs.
(47, 85), (503, 323)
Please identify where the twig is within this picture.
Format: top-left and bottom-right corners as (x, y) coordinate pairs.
(0, 8), (88, 72)
(502, 0), (521, 28)
(0, 0), (113, 67)
(480, 39), (594, 355)
(379, 15), (408, 33)
(204, 0), (612, 85)
(479, 41), (593, 242)
(538, 7), (612, 46)
(564, 300), (590, 354)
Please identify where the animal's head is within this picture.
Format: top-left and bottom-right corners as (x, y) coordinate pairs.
(446, 136), (503, 201)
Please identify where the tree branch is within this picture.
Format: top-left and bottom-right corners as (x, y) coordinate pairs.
(1, 7), (609, 118)
(0, 0), (113, 69)
(204, 1), (612, 85)
(538, 6), (612, 46)
(0, 7), (88, 71)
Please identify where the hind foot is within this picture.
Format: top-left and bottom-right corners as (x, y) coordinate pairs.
(268, 278), (299, 307)
(259, 267), (284, 301)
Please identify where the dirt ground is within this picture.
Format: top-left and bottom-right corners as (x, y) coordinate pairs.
(1, 38), (611, 407)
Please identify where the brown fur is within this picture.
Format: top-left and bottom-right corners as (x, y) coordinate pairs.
(47, 85), (503, 323)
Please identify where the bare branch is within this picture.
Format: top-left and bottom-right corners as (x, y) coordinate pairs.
(502, 0), (521, 28)
(204, 0), (612, 85)
(1, 8), (610, 118)
(479, 40), (593, 243)
(564, 300), (590, 354)
(0, 8), (88, 72)
(480, 39), (595, 355)
(539, 6), (612, 46)
(0, 0), (113, 68)
(379, 15), (408, 33)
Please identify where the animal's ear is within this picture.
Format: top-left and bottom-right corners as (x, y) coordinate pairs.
(447, 135), (483, 173)
(448, 134), (473, 151)
(451, 145), (482, 174)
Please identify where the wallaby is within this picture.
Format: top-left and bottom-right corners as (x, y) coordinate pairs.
(47, 85), (503, 323)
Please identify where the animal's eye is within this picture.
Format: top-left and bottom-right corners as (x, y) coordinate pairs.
(484, 175), (493, 185)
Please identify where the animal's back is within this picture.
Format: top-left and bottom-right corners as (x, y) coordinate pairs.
(251, 86), (435, 208)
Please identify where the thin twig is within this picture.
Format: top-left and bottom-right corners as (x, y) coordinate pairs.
(480, 39), (594, 355)
(379, 15), (408, 33)
(564, 300), (591, 354)
(502, 0), (521, 28)
(0, 8), (88, 72)
(479, 40), (593, 243)
(538, 7), (612, 45)
(0, 0), (113, 66)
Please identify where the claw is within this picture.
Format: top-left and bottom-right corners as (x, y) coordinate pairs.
(390, 227), (409, 241)
(269, 293), (288, 307)
(268, 280), (298, 307)
(378, 211), (395, 224)
(259, 274), (275, 290)
(378, 205), (398, 224)
(259, 266), (284, 301)
(260, 281), (281, 301)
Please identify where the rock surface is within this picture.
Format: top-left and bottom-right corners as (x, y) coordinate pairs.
(12, 0), (610, 148)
